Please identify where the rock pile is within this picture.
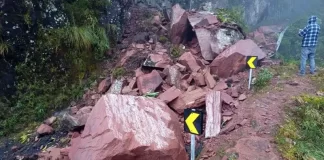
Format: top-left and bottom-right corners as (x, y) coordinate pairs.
(33, 4), (273, 160)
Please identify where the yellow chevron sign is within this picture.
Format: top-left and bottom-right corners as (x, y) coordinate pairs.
(184, 109), (203, 135)
(247, 56), (258, 69)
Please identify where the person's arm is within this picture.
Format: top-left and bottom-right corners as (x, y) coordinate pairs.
(299, 25), (308, 37)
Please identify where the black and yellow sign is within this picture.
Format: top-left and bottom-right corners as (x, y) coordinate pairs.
(184, 109), (203, 135)
(246, 56), (258, 69)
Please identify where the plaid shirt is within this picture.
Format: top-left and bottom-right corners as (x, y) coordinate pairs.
(299, 16), (321, 47)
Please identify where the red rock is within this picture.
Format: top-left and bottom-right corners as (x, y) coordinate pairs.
(69, 131), (81, 138)
(186, 85), (196, 92)
(60, 147), (70, 156)
(231, 87), (239, 98)
(108, 79), (126, 94)
(222, 111), (234, 116)
(205, 91), (222, 138)
(175, 63), (186, 72)
(195, 28), (214, 61)
(98, 78), (111, 94)
(221, 92), (234, 105)
(169, 88), (207, 114)
(158, 86), (182, 103)
(121, 86), (132, 94)
(223, 116), (233, 123)
(164, 66), (181, 88)
(180, 80), (190, 91)
(192, 72), (206, 86)
(143, 54), (172, 69)
(135, 68), (144, 77)
(186, 73), (194, 84)
(204, 67), (216, 89)
(44, 116), (57, 125)
(253, 31), (267, 45)
(190, 48), (199, 54)
(178, 52), (201, 72)
(210, 39), (267, 78)
(161, 83), (172, 91)
(120, 49), (137, 66)
(137, 70), (163, 94)
(214, 81), (228, 91)
(62, 112), (90, 129)
(69, 94), (188, 160)
(195, 27), (243, 61)
(37, 124), (54, 136)
(181, 74), (190, 80)
(127, 77), (137, 89)
(238, 94), (247, 101)
(157, 70), (167, 79)
(170, 4), (189, 44)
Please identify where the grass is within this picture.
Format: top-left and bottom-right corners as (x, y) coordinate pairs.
(276, 94), (324, 160)
(170, 45), (183, 58)
(253, 68), (273, 91)
(158, 36), (168, 44)
(112, 67), (126, 79)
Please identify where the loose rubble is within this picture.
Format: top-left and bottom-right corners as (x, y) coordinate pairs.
(14, 3), (276, 160)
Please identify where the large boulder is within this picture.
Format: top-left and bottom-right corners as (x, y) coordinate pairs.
(194, 26), (243, 61)
(69, 94), (188, 160)
(170, 4), (189, 44)
(210, 39), (266, 78)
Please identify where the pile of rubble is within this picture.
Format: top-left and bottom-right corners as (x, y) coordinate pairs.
(34, 4), (276, 160)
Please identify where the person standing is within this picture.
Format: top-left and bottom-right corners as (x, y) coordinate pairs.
(298, 15), (321, 76)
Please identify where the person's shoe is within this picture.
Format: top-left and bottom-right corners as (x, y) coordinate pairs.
(297, 73), (305, 76)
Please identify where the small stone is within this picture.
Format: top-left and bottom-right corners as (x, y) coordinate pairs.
(91, 94), (101, 100)
(135, 68), (144, 77)
(214, 81), (228, 91)
(98, 78), (111, 94)
(44, 116), (57, 125)
(192, 72), (206, 86)
(175, 63), (186, 72)
(239, 119), (248, 126)
(70, 106), (78, 115)
(238, 94), (247, 101)
(36, 124), (54, 136)
(11, 146), (19, 152)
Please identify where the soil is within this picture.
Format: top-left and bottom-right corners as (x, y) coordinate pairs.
(198, 76), (316, 160)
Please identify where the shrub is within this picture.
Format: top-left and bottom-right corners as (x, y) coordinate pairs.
(158, 36), (168, 44)
(276, 95), (324, 160)
(254, 68), (273, 90)
(215, 7), (248, 33)
(170, 45), (182, 58)
(112, 67), (126, 79)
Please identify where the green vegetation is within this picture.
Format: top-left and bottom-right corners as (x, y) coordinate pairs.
(215, 7), (248, 33)
(170, 45), (182, 58)
(158, 36), (168, 44)
(112, 67), (126, 79)
(254, 68), (273, 91)
(276, 95), (324, 160)
(0, 41), (9, 55)
(270, 60), (298, 80)
(0, 0), (113, 136)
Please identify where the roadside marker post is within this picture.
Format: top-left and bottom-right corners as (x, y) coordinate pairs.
(184, 109), (203, 160)
(246, 56), (258, 90)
